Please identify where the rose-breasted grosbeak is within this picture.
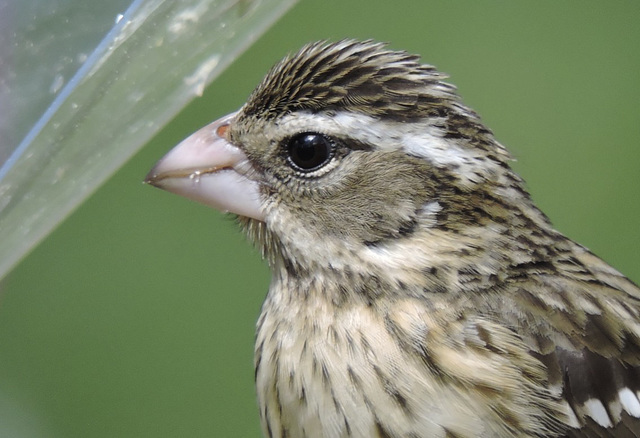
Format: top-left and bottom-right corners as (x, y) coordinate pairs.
(146, 40), (640, 437)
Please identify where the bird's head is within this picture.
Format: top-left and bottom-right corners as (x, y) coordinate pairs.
(147, 40), (541, 283)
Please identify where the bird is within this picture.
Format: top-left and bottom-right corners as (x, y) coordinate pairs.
(146, 40), (640, 437)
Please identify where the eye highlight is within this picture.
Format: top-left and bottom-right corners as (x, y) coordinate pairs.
(286, 133), (334, 172)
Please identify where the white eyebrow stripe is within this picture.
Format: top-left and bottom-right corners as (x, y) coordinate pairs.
(271, 110), (494, 185)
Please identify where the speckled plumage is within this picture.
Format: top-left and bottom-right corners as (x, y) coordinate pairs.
(149, 40), (640, 437)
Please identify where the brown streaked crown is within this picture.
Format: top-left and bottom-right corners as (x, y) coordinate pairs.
(243, 40), (458, 121)
(241, 40), (508, 161)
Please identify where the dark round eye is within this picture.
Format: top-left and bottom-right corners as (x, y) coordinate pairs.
(286, 133), (334, 172)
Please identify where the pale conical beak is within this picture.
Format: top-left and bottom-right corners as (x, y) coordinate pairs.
(145, 111), (264, 221)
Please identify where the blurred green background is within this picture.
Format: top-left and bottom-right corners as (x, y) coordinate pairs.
(2, 2), (639, 437)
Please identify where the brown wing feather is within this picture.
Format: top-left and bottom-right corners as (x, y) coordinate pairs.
(512, 243), (640, 436)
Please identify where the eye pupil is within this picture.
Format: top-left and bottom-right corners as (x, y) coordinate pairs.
(287, 133), (333, 171)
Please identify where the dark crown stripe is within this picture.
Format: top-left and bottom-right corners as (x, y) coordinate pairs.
(243, 40), (461, 122)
